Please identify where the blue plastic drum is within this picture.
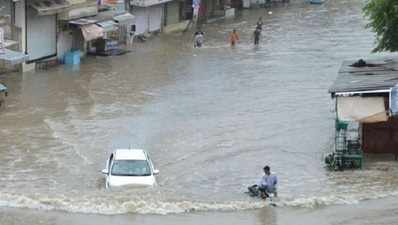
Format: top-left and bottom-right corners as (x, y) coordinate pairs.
(390, 85), (398, 116)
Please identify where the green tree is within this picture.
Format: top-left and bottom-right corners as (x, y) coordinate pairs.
(364, 0), (398, 52)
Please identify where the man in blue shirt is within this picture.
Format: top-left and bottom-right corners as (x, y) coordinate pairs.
(248, 165), (278, 199)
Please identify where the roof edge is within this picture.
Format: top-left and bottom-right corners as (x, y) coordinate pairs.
(331, 89), (390, 97)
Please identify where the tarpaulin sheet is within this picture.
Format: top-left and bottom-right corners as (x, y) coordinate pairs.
(337, 96), (388, 123)
(81, 24), (104, 41)
(0, 48), (29, 65)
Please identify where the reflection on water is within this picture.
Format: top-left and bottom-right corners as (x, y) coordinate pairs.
(0, 0), (397, 215)
(257, 207), (277, 225)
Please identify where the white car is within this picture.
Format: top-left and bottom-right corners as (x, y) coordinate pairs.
(102, 149), (159, 189)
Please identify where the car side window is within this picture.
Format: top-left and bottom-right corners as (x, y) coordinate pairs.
(147, 155), (155, 170)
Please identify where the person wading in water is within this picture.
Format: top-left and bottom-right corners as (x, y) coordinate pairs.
(194, 31), (204, 48)
(256, 17), (263, 31)
(253, 27), (261, 45)
(229, 29), (240, 47)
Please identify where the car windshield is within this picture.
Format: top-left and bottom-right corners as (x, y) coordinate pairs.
(111, 160), (151, 176)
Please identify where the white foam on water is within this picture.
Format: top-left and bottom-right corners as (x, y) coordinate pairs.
(0, 192), (267, 215)
(1, 190), (398, 215)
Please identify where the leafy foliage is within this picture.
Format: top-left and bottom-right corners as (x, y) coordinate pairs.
(364, 0), (398, 52)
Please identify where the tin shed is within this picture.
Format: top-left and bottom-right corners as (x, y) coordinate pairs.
(329, 58), (398, 157)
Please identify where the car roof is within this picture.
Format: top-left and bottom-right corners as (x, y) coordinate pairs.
(113, 149), (147, 160)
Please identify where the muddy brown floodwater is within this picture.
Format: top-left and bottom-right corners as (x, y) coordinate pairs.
(1, 0), (398, 224)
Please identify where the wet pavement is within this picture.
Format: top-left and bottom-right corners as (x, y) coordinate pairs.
(1, 0), (398, 218)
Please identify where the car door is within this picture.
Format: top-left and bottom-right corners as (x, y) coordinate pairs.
(105, 154), (114, 188)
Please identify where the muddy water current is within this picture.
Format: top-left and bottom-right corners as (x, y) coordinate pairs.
(1, 0), (398, 215)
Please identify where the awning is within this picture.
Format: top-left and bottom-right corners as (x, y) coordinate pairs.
(58, 0), (98, 21)
(69, 18), (98, 26)
(69, 10), (115, 25)
(67, 0), (88, 4)
(28, 0), (70, 16)
(81, 24), (104, 41)
(96, 20), (117, 32)
(0, 48), (29, 65)
(130, 0), (173, 7)
(337, 96), (388, 123)
(113, 12), (135, 25)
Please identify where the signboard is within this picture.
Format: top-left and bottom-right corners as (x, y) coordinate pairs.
(390, 85), (398, 116)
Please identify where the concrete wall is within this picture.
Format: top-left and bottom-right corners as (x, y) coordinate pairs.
(163, 20), (190, 33)
(15, 0), (34, 71)
(165, 1), (180, 26)
(14, 0), (25, 52)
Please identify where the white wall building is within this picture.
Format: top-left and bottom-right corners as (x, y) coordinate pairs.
(130, 0), (174, 35)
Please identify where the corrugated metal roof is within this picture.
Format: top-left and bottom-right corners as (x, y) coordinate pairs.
(69, 11), (115, 25)
(58, 0), (98, 20)
(96, 20), (117, 32)
(329, 58), (398, 94)
(28, 0), (70, 16)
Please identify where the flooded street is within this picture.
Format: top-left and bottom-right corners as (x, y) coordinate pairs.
(1, 0), (398, 220)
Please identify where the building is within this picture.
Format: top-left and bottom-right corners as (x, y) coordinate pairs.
(24, 0), (71, 65)
(163, 0), (193, 33)
(59, 3), (135, 58)
(327, 58), (398, 169)
(129, 0), (197, 35)
(57, 0), (99, 61)
(0, 0), (136, 71)
(197, 0), (226, 23)
(129, 0), (170, 35)
(0, 0), (29, 72)
(0, 0), (233, 72)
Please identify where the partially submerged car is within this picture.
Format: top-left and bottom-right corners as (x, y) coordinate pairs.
(102, 149), (159, 189)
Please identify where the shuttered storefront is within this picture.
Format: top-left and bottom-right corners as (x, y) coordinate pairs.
(148, 5), (162, 32)
(132, 5), (163, 35)
(26, 7), (57, 62)
(132, 7), (147, 34)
